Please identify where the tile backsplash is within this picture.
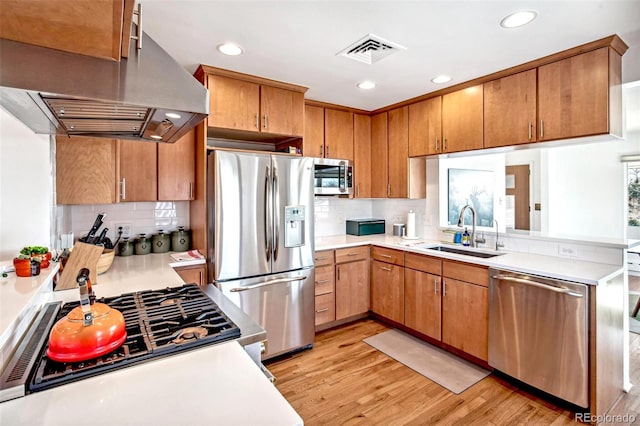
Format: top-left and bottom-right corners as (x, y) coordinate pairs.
(67, 202), (190, 243)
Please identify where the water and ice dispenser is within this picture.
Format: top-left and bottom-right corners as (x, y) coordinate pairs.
(284, 206), (306, 247)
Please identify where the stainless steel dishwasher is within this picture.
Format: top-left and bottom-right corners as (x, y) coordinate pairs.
(488, 268), (589, 408)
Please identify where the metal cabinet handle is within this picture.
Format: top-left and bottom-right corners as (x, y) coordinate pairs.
(315, 256), (328, 261)
(528, 121), (533, 141)
(120, 178), (126, 200)
(230, 275), (307, 292)
(263, 114), (268, 129)
(337, 267), (341, 280)
(540, 120), (544, 139)
(347, 252), (359, 257)
(255, 113), (259, 129)
(435, 137), (440, 152)
(199, 270), (204, 286)
(189, 182), (194, 199)
(316, 279), (329, 284)
(443, 138), (448, 151)
(320, 145), (323, 157)
(434, 278), (438, 295)
(326, 145), (330, 157)
(379, 254), (392, 259)
(380, 266), (392, 272)
(443, 280), (447, 296)
(316, 308), (329, 313)
(492, 275), (583, 297)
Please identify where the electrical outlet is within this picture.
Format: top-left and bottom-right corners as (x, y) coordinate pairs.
(115, 223), (133, 238)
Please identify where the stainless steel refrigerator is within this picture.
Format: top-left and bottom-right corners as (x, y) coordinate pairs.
(207, 150), (315, 359)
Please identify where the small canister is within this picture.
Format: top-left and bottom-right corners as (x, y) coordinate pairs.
(152, 230), (171, 253)
(171, 226), (191, 252)
(134, 234), (151, 255)
(117, 238), (134, 257)
(392, 223), (405, 237)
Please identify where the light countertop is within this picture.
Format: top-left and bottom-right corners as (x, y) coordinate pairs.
(315, 234), (625, 285)
(0, 253), (297, 426)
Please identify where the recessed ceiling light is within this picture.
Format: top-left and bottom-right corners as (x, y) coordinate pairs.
(357, 80), (376, 90)
(500, 10), (537, 28)
(165, 112), (181, 120)
(217, 43), (243, 56)
(431, 75), (452, 84)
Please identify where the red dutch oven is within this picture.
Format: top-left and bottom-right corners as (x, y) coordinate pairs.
(47, 268), (126, 363)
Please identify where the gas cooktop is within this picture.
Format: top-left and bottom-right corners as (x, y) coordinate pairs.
(0, 284), (241, 400)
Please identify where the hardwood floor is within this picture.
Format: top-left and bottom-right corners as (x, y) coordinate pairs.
(267, 319), (589, 425)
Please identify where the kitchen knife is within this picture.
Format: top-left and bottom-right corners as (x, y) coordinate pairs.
(95, 227), (109, 245)
(85, 213), (106, 243)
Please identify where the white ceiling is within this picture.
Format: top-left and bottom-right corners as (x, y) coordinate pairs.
(139, 0), (640, 112)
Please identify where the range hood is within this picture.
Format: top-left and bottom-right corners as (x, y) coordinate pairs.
(0, 33), (209, 143)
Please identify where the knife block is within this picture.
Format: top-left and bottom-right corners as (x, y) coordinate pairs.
(55, 242), (104, 291)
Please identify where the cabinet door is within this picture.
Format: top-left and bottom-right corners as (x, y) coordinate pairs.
(336, 260), (369, 319)
(304, 105), (325, 157)
(315, 264), (335, 296)
(324, 109), (354, 162)
(207, 74), (260, 132)
(484, 69), (537, 148)
(405, 269), (441, 340)
(370, 112), (388, 198)
(442, 85), (484, 153)
(370, 260), (404, 323)
(442, 278), (488, 361)
(56, 136), (118, 205)
(174, 265), (206, 287)
(538, 47), (610, 141)
(260, 85), (304, 136)
(119, 140), (157, 201)
(353, 113), (371, 198)
(387, 106), (408, 198)
(409, 97), (442, 156)
(158, 130), (195, 200)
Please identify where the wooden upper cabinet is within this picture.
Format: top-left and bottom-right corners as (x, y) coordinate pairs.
(538, 47), (620, 141)
(442, 85), (484, 153)
(158, 130), (195, 201)
(353, 114), (371, 198)
(119, 140), (157, 202)
(260, 85), (304, 136)
(56, 136), (118, 205)
(370, 112), (388, 198)
(387, 107), (409, 198)
(484, 70), (537, 148)
(304, 105), (325, 157)
(408, 97), (442, 156)
(207, 75), (261, 132)
(0, 0), (133, 61)
(324, 109), (354, 162)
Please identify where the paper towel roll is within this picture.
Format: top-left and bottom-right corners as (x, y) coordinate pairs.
(406, 210), (416, 238)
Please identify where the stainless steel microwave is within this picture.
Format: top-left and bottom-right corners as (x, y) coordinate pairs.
(313, 158), (353, 195)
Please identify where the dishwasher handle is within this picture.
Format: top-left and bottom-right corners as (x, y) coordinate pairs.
(229, 275), (307, 292)
(492, 274), (584, 298)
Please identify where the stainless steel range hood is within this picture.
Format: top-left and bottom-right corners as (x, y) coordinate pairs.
(0, 33), (209, 143)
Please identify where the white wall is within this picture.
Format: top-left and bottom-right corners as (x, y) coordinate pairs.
(0, 108), (52, 260)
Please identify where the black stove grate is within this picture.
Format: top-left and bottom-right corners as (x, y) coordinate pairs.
(29, 284), (240, 393)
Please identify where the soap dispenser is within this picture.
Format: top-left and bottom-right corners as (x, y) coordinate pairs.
(462, 228), (470, 246)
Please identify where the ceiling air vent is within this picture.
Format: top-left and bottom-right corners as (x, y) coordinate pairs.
(337, 33), (406, 65)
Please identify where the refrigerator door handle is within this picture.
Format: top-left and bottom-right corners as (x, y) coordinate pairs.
(265, 165), (272, 262)
(273, 166), (280, 262)
(229, 275), (308, 292)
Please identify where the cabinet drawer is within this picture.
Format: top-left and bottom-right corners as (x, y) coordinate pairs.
(315, 265), (335, 296)
(371, 246), (404, 266)
(315, 250), (335, 266)
(315, 293), (336, 325)
(335, 246), (369, 263)
(405, 252), (442, 275)
(442, 260), (489, 287)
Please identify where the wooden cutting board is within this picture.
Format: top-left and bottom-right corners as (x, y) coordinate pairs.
(55, 242), (104, 291)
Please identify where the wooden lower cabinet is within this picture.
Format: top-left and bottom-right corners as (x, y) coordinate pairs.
(441, 277), (488, 361)
(404, 269), (441, 341)
(336, 259), (369, 320)
(314, 251), (336, 326)
(370, 259), (404, 324)
(174, 264), (206, 287)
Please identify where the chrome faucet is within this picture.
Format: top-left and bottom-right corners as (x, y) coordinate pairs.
(457, 205), (478, 248)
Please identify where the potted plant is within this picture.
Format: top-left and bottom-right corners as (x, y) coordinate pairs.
(13, 254), (41, 277)
(20, 246), (51, 268)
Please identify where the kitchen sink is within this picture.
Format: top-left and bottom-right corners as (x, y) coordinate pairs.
(426, 245), (502, 258)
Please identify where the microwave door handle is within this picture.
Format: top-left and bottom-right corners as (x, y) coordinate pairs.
(273, 167), (280, 262)
(265, 165), (271, 262)
(339, 161), (346, 192)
